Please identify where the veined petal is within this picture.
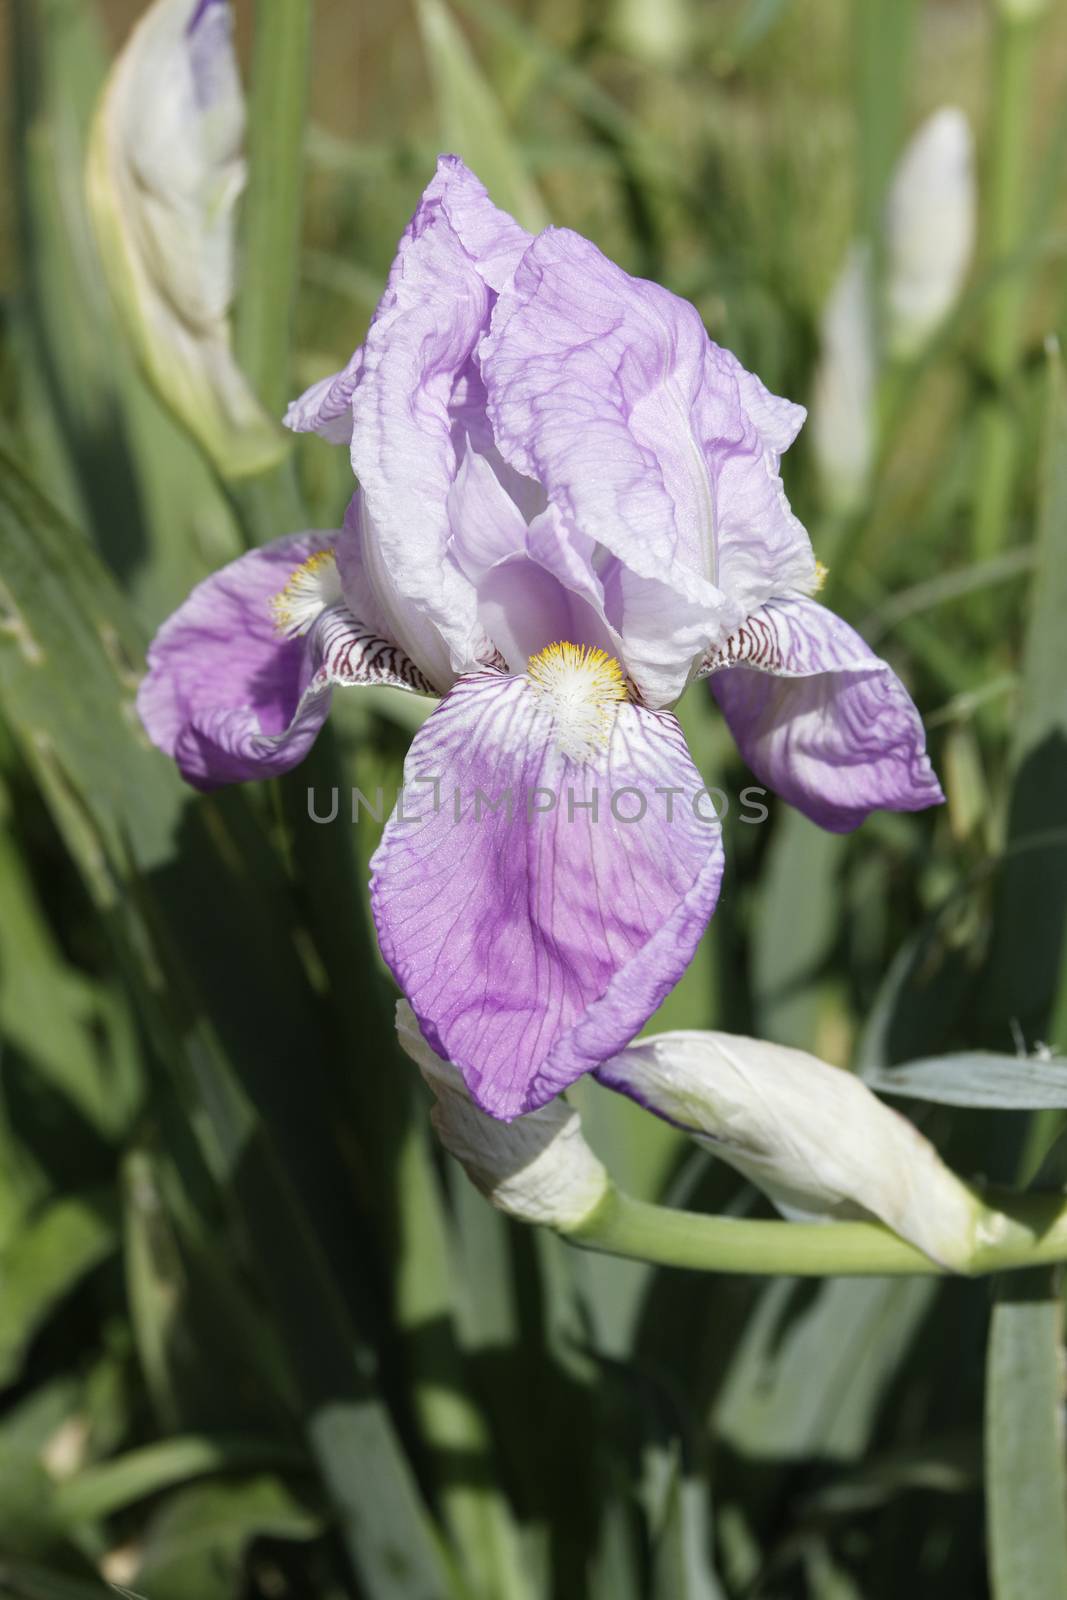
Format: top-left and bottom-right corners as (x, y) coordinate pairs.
(370, 673), (724, 1120)
(702, 596), (944, 831)
(433, 154), (533, 293)
(345, 159), (535, 679)
(283, 347), (365, 444)
(339, 492), (458, 693)
(398, 1003), (611, 1229)
(481, 227), (815, 703)
(448, 457), (618, 672)
(139, 532), (431, 790)
(725, 355), (806, 458)
(283, 159), (530, 447)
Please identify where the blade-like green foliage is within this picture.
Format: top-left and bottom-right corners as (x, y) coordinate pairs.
(986, 1273), (1067, 1600)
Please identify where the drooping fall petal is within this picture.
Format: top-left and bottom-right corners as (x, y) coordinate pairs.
(371, 672), (724, 1118)
(703, 596), (944, 831)
(139, 532), (431, 789)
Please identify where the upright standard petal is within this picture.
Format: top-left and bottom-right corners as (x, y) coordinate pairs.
(344, 159), (537, 682)
(371, 673), (724, 1119)
(481, 227), (815, 705)
(285, 155), (527, 444)
(702, 596), (944, 831)
(139, 532), (431, 790)
(284, 159), (530, 446)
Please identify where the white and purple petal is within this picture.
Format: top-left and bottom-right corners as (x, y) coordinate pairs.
(480, 227), (816, 705)
(447, 456), (618, 673)
(343, 159), (542, 682)
(283, 347), (365, 444)
(284, 157), (530, 452)
(370, 674), (724, 1120)
(702, 596), (944, 832)
(138, 531), (431, 790)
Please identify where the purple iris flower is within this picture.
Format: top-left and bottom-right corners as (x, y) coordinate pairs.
(139, 156), (943, 1120)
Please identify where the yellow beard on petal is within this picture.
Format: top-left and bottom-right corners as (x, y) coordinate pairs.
(525, 641), (629, 761)
(270, 550), (343, 637)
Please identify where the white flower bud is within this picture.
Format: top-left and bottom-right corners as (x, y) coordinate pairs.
(597, 1031), (982, 1270)
(397, 1004), (611, 1231)
(885, 108), (975, 361)
(809, 244), (876, 514)
(87, 0), (284, 477)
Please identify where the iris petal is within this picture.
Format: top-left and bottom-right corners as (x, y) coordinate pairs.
(139, 532), (431, 790)
(481, 227), (815, 705)
(370, 673), (724, 1119)
(703, 596), (944, 832)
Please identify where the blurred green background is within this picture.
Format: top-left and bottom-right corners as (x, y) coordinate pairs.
(2, 0), (1067, 1595)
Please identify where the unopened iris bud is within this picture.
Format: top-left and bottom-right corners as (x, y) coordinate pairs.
(397, 1003), (611, 1230)
(596, 1031), (982, 1270)
(885, 108), (975, 362)
(87, 0), (285, 477)
(810, 244), (876, 514)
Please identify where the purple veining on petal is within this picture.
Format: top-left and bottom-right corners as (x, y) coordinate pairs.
(138, 527), (431, 790)
(370, 673), (724, 1120)
(283, 347), (366, 444)
(479, 226), (816, 705)
(139, 154), (945, 1116)
(705, 596), (945, 831)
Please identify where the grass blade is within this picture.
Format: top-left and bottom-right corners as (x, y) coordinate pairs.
(0, 1193), (116, 1389)
(986, 1271), (1067, 1599)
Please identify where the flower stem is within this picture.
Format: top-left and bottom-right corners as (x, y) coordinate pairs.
(229, 0), (311, 542)
(972, 5), (1043, 563)
(236, 0), (311, 417)
(565, 1186), (1067, 1280)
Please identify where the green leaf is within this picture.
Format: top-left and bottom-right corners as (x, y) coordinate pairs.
(0, 456), (460, 1600)
(0, 1561), (115, 1600)
(986, 1271), (1067, 1599)
(854, 0), (917, 249)
(981, 345), (1067, 1041)
(414, 0), (548, 232)
(799, 1432), (978, 1517)
(650, 1450), (725, 1600)
(751, 810), (843, 1049)
(0, 796), (139, 1140)
(0, 1378), (80, 1558)
(0, 1192), (117, 1388)
(866, 1051), (1067, 1108)
(235, 0), (311, 419)
(130, 1476), (322, 1600)
(55, 1434), (308, 1526)
(714, 1277), (935, 1462)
